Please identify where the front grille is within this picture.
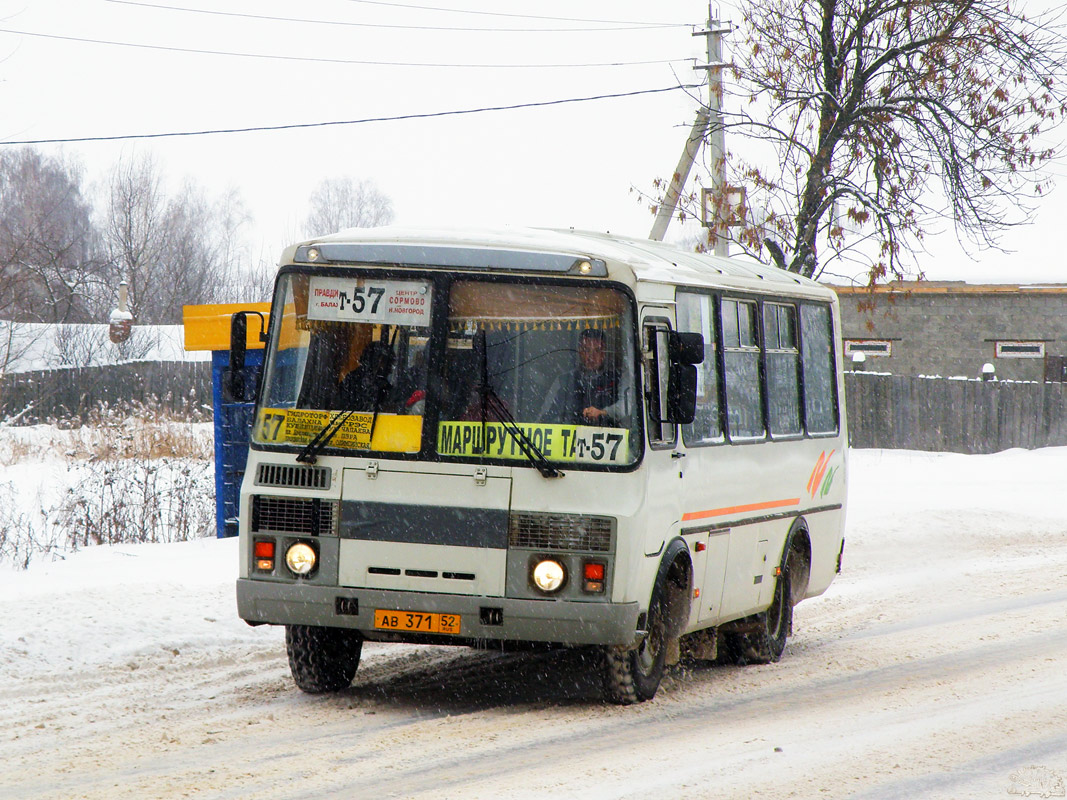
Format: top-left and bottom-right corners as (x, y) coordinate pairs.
(508, 512), (613, 552)
(255, 463), (331, 490)
(251, 495), (337, 536)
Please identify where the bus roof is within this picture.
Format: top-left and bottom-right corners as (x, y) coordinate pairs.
(283, 226), (832, 300)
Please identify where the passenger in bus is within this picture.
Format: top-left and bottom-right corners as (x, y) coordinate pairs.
(334, 327), (393, 411)
(540, 328), (628, 425)
(395, 348), (428, 415)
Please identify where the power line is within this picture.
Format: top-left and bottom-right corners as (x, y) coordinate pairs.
(336, 0), (685, 26)
(0, 26), (683, 68)
(0, 83), (702, 146)
(103, 0), (687, 32)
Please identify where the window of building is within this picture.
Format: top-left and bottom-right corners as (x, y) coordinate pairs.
(844, 339), (892, 357)
(995, 341), (1045, 359)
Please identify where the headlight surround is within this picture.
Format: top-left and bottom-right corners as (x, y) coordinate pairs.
(531, 558), (566, 594)
(285, 542), (317, 576)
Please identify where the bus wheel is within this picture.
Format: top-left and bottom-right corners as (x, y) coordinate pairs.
(726, 570), (793, 665)
(602, 594), (667, 704)
(286, 624), (363, 693)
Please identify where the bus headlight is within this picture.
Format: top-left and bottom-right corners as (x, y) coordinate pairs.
(285, 542), (317, 576)
(532, 559), (566, 594)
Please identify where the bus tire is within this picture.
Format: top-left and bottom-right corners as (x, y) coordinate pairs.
(725, 569), (792, 665)
(286, 624), (363, 693)
(602, 593), (667, 704)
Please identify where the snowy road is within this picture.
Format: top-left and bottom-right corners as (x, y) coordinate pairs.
(3, 448), (1067, 799)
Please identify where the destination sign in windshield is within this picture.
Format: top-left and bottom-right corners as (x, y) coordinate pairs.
(307, 277), (432, 326)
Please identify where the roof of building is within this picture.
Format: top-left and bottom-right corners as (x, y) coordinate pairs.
(832, 280), (1067, 294)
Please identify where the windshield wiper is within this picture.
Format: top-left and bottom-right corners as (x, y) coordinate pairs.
(296, 408), (355, 464)
(296, 331), (396, 464)
(474, 330), (563, 479)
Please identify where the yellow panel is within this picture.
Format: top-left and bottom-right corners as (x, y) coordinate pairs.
(182, 303), (271, 351)
(255, 408), (423, 453)
(436, 420), (631, 466)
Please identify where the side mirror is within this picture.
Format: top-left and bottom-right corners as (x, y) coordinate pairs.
(645, 327), (704, 426)
(225, 313), (247, 401)
(669, 331), (705, 365)
(224, 311), (265, 403)
(667, 364), (698, 424)
(666, 332), (703, 424)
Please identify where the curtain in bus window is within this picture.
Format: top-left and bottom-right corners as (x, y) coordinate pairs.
(800, 303), (838, 434)
(678, 291), (723, 444)
(443, 282), (628, 421)
(438, 281), (638, 468)
(764, 303), (801, 436)
(722, 299), (764, 439)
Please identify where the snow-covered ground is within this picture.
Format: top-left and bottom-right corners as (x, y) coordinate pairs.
(2, 443), (1066, 799)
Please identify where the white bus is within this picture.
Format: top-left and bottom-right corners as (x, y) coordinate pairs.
(231, 227), (847, 704)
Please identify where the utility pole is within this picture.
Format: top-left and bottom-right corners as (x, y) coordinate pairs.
(649, 5), (730, 250)
(703, 9), (729, 257)
(648, 109), (708, 242)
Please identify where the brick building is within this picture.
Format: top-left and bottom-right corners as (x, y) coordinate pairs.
(831, 282), (1067, 383)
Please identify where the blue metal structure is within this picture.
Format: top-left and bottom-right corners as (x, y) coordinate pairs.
(211, 348), (262, 538)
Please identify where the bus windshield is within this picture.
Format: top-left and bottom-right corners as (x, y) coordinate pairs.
(253, 272), (640, 469)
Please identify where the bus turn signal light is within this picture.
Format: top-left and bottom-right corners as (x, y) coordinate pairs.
(254, 539), (275, 572)
(583, 561), (606, 593)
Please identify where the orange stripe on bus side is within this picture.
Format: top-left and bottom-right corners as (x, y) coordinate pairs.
(681, 497), (801, 522)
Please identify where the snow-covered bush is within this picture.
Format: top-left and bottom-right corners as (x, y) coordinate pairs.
(0, 419), (215, 569)
(53, 457), (214, 548)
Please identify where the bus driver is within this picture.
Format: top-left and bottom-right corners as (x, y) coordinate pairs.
(541, 328), (629, 426)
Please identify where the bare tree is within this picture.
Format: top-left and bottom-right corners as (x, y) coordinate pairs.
(0, 148), (105, 323)
(209, 188), (281, 302)
(101, 153), (169, 322)
(225, 250), (277, 303)
(101, 154), (236, 324)
(51, 325), (106, 368)
(680, 0), (1067, 281)
(304, 177), (395, 236)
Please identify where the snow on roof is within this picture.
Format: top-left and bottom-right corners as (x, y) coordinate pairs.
(0, 322), (210, 374)
(292, 225), (832, 298)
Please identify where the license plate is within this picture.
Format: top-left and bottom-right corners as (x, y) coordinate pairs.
(373, 609), (461, 635)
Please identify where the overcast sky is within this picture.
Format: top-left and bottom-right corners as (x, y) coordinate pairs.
(0, 0), (1064, 286)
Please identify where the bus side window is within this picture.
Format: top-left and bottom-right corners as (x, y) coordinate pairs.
(678, 291), (723, 445)
(643, 322), (676, 447)
(800, 303), (839, 434)
(764, 302), (802, 437)
(722, 298), (766, 440)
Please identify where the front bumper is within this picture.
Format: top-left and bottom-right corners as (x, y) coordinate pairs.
(237, 578), (640, 647)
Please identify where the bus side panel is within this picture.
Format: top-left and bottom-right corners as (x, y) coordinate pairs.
(679, 436), (846, 624)
(717, 521), (776, 621)
(803, 506), (846, 600)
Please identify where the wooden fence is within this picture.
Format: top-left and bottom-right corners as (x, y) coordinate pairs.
(0, 361), (212, 423)
(845, 372), (1067, 454)
(3, 363), (1065, 454)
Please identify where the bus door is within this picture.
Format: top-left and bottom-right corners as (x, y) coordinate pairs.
(671, 291), (730, 625)
(640, 311), (682, 558)
(641, 310), (716, 629)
